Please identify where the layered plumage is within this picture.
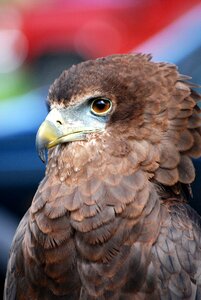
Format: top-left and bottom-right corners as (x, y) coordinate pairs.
(4, 54), (201, 299)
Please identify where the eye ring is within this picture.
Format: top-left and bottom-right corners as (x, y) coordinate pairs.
(91, 98), (112, 116)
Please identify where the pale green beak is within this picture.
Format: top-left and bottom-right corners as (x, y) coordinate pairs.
(36, 108), (93, 162)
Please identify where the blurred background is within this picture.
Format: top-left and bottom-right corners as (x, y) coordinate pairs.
(0, 0), (201, 294)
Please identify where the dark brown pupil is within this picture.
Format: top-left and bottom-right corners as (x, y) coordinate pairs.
(93, 99), (110, 113)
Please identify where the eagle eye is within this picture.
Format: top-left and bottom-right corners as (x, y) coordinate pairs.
(91, 98), (112, 116)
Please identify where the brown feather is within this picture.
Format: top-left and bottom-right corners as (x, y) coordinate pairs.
(178, 155), (195, 184)
(4, 53), (201, 300)
(177, 129), (194, 152)
(185, 130), (201, 158)
(155, 167), (179, 186)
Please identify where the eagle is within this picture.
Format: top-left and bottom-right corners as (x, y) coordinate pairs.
(4, 54), (201, 299)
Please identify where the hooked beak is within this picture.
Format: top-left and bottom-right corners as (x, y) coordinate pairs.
(36, 108), (91, 163)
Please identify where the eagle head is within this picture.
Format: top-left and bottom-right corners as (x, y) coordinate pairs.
(36, 53), (201, 187)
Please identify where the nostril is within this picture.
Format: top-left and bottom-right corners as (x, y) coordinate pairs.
(56, 120), (62, 125)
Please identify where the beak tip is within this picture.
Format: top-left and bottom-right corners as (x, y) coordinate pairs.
(37, 148), (47, 164)
(36, 138), (47, 163)
(35, 119), (60, 163)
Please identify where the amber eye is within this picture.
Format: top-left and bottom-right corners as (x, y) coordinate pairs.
(91, 98), (112, 116)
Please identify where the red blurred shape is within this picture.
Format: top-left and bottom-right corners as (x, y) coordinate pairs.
(2, 0), (201, 60)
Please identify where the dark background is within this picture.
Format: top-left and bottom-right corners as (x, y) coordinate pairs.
(1, 0), (201, 295)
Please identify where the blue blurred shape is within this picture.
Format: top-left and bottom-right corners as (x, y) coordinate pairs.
(0, 87), (48, 138)
(0, 88), (48, 187)
(134, 3), (201, 63)
(0, 207), (18, 271)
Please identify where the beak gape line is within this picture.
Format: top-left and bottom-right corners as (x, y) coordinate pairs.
(36, 106), (105, 163)
(36, 119), (90, 163)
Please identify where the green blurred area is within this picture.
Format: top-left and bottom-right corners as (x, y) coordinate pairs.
(0, 67), (32, 101)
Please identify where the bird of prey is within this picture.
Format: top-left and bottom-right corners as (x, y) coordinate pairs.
(4, 54), (201, 299)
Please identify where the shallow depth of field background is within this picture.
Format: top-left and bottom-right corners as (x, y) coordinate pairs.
(0, 0), (201, 294)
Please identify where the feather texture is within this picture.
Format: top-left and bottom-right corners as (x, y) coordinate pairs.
(4, 53), (201, 299)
